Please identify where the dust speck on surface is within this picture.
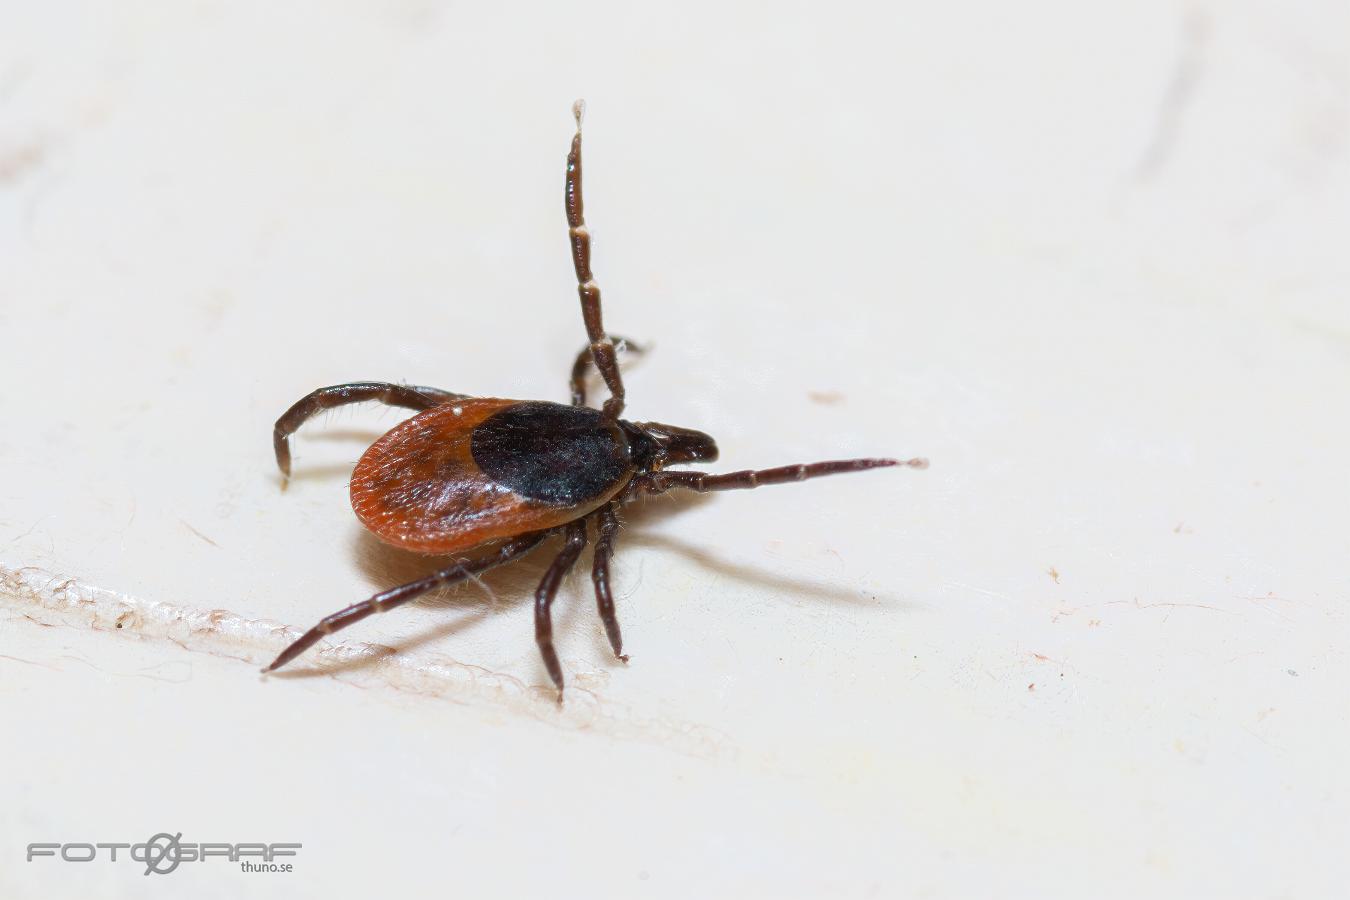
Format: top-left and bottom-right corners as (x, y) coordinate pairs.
(180, 519), (221, 548)
(0, 141), (47, 185)
(807, 390), (845, 405)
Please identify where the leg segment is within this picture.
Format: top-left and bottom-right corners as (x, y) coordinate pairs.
(565, 100), (625, 419)
(534, 519), (588, 698)
(590, 502), (628, 661)
(273, 382), (469, 478)
(262, 530), (550, 672)
(570, 335), (642, 407)
(639, 457), (928, 495)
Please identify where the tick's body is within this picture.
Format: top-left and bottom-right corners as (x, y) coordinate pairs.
(264, 102), (926, 698)
(352, 400), (632, 555)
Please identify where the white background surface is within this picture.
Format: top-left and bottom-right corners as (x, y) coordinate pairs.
(2, 1), (1348, 897)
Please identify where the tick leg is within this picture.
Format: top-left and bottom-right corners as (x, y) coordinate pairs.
(262, 531), (549, 673)
(534, 519), (588, 700)
(273, 382), (470, 478)
(570, 336), (643, 407)
(565, 100), (625, 419)
(639, 457), (929, 495)
(590, 502), (628, 661)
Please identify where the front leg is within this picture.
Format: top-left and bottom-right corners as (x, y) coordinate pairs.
(637, 457), (928, 495)
(273, 382), (470, 479)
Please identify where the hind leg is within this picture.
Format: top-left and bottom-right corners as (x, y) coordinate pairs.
(273, 382), (470, 478)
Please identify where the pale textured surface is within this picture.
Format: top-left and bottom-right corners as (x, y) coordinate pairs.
(2, 1), (1348, 897)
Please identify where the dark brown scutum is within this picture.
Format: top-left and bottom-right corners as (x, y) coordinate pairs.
(469, 402), (631, 506)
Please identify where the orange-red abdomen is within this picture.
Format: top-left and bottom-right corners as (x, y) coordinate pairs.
(350, 398), (634, 555)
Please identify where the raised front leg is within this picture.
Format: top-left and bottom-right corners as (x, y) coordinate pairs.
(565, 100), (625, 419)
(273, 382), (470, 478)
(263, 530), (550, 672)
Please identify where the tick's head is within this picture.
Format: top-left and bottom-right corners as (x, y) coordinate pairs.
(623, 420), (719, 471)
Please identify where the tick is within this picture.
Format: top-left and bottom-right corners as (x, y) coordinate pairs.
(263, 101), (927, 699)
